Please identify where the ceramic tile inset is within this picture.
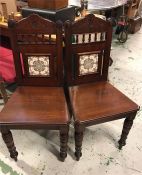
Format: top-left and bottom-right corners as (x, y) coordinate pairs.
(79, 54), (98, 75)
(28, 56), (49, 76)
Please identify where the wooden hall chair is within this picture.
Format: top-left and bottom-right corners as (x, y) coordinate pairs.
(0, 14), (70, 162)
(64, 14), (139, 161)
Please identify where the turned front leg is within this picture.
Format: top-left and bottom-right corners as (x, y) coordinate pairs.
(60, 125), (69, 162)
(74, 123), (84, 161)
(1, 127), (18, 161)
(118, 112), (137, 149)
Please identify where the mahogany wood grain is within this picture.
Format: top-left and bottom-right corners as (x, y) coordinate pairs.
(0, 86), (69, 125)
(69, 82), (139, 124)
(0, 127), (18, 161)
(0, 14), (69, 162)
(8, 14), (64, 87)
(64, 14), (139, 160)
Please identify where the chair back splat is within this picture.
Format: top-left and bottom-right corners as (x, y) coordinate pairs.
(8, 14), (63, 86)
(64, 14), (112, 85)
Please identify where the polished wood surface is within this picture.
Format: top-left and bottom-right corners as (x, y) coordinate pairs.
(0, 14), (69, 162)
(28, 0), (68, 10)
(64, 14), (139, 160)
(0, 86), (69, 125)
(1, 127), (18, 161)
(69, 82), (139, 124)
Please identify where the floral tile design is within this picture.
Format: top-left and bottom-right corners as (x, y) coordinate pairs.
(28, 56), (49, 76)
(79, 54), (98, 75)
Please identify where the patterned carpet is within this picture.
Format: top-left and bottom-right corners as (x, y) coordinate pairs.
(0, 29), (142, 175)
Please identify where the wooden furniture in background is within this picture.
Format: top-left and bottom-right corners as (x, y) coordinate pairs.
(0, 22), (10, 37)
(64, 14), (139, 160)
(0, 0), (17, 20)
(127, 0), (141, 18)
(28, 0), (68, 10)
(0, 14), (70, 162)
(129, 15), (142, 33)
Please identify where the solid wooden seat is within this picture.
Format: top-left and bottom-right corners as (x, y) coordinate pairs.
(0, 86), (69, 125)
(64, 14), (139, 160)
(69, 82), (138, 123)
(0, 14), (69, 162)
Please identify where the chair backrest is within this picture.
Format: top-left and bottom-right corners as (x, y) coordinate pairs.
(64, 14), (112, 86)
(8, 14), (63, 86)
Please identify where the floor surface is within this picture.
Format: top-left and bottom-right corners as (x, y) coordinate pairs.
(0, 29), (142, 175)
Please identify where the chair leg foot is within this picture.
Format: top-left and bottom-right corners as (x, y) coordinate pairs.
(74, 123), (84, 161)
(60, 125), (69, 162)
(1, 127), (18, 161)
(118, 112), (136, 150)
(75, 151), (82, 161)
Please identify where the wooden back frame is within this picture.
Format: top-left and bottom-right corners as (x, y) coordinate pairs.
(64, 14), (112, 86)
(8, 14), (63, 87)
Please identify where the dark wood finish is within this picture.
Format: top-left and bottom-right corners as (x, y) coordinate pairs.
(64, 14), (139, 160)
(0, 25), (11, 48)
(28, 0), (68, 10)
(64, 14), (112, 86)
(118, 112), (136, 149)
(0, 14), (70, 162)
(69, 82), (138, 124)
(0, 127), (18, 161)
(74, 122), (84, 161)
(0, 87), (69, 125)
(129, 16), (142, 34)
(8, 14), (63, 87)
(0, 25), (11, 38)
(60, 125), (69, 161)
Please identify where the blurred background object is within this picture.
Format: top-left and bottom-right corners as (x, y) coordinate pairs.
(0, 0), (17, 21)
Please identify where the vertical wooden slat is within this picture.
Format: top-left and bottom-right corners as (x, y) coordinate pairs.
(100, 33), (103, 41)
(88, 33), (91, 43)
(94, 33), (97, 42)
(35, 34), (38, 42)
(76, 34), (79, 44)
(82, 34), (85, 43)
(49, 34), (51, 43)
(42, 34), (45, 42)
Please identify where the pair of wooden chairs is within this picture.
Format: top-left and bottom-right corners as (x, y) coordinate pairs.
(0, 14), (139, 162)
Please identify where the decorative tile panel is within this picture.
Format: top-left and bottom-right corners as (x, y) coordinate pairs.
(28, 56), (49, 76)
(79, 54), (98, 75)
